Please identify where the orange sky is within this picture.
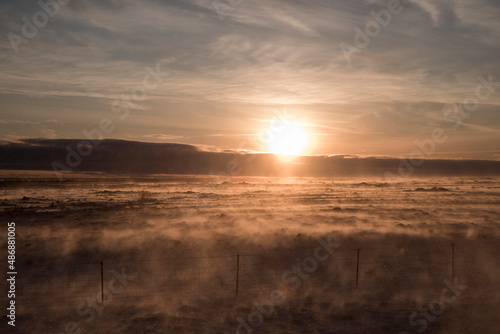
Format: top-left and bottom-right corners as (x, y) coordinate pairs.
(1, 0), (500, 160)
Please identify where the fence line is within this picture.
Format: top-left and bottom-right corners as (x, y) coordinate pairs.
(1, 241), (487, 311)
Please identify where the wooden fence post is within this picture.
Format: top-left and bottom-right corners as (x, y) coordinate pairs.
(235, 254), (240, 297)
(356, 249), (360, 287)
(101, 262), (104, 303)
(452, 243), (455, 280)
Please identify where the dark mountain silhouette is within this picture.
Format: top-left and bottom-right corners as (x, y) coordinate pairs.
(1, 138), (499, 177)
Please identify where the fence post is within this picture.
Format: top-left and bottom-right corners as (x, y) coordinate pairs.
(101, 262), (104, 303)
(356, 249), (360, 287)
(452, 243), (455, 280)
(235, 254), (240, 297)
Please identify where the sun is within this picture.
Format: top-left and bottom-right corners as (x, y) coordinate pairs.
(266, 121), (309, 156)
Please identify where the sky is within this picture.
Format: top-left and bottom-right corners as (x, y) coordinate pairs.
(1, 0), (500, 160)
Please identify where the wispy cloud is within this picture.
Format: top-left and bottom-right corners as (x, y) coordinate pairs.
(0, 0), (499, 158)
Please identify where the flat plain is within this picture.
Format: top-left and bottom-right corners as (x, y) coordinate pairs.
(1, 175), (499, 333)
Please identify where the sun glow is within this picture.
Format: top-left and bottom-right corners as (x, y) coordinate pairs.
(265, 121), (309, 156)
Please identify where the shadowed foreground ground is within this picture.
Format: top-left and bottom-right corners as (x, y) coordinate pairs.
(1, 176), (499, 333)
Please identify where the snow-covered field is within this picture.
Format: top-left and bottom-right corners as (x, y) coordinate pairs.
(1, 175), (499, 333)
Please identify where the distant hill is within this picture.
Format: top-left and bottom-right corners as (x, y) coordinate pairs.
(1, 139), (500, 179)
